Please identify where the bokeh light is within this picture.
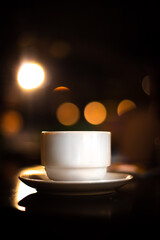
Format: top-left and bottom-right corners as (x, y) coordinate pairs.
(17, 62), (45, 90)
(142, 75), (151, 95)
(1, 110), (23, 135)
(84, 101), (107, 125)
(50, 41), (71, 59)
(56, 102), (80, 126)
(53, 86), (70, 92)
(117, 99), (136, 116)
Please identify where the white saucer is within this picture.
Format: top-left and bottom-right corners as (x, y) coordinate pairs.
(19, 170), (133, 196)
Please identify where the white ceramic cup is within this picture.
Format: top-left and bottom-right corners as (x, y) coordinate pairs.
(41, 131), (111, 181)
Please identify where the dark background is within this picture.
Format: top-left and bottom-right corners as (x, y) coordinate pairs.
(0, 1), (160, 237)
(0, 1), (160, 167)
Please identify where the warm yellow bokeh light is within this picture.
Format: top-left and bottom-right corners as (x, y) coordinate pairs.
(1, 110), (23, 135)
(117, 99), (136, 116)
(56, 102), (80, 126)
(84, 101), (107, 125)
(17, 62), (44, 90)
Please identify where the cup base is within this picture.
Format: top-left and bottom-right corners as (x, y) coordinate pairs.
(45, 167), (107, 181)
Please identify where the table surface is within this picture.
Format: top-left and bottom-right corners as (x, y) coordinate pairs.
(0, 163), (160, 237)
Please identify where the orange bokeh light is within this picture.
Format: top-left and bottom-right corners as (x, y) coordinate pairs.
(53, 86), (70, 92)
(56, 102), (80, 126)
(117, 99), (136, 116)
(1, 110), (23, 135)
(84, 101), (107, 125)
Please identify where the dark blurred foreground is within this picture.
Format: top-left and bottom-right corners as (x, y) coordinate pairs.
(0, 165), (160, 238)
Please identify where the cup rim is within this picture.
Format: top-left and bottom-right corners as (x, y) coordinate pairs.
(41, 131), (111, 134)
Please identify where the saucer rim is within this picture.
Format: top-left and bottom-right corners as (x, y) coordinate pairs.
(19, 172), (133, 185)
(19, 171), (133, 196)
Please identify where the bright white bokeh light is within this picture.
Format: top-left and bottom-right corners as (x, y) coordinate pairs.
(17, 63), (45, 90)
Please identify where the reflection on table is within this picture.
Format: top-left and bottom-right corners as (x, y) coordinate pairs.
(1, 164), (160, 236)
